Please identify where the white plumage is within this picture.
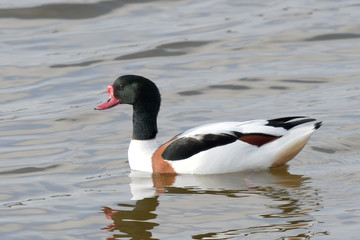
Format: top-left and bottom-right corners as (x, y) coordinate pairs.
(128, 118), (320, 174)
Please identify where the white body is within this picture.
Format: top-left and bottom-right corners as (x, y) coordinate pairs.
(128, 120), (318, 174)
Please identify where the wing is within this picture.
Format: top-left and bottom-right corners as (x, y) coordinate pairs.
(161, 116), (318, 161)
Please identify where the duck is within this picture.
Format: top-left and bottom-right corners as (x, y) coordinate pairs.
(95, 75), (321, 174)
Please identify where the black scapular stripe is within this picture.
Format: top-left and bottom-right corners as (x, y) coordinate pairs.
(162, 132), (241, 161)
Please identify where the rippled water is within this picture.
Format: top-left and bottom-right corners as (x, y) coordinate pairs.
(1, 0), (360, 239)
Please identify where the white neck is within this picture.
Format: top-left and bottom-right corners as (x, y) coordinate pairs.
(128, 139), (159, 172)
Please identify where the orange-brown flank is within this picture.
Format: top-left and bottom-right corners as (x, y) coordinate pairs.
(151, 138), (177, 174)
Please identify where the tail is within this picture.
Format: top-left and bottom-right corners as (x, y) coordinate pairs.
(265, 117), (321, 168)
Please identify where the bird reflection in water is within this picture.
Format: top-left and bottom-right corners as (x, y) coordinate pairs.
(101, 166), (322, 239)
(102, 197), (160, 240)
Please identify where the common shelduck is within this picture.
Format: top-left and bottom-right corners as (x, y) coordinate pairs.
(95, 75), (321, 174)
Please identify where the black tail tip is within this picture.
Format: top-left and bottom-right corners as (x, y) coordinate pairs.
(314, 121), (322, 130)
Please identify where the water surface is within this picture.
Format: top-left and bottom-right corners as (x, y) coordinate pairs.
(1, 0), (360, 239)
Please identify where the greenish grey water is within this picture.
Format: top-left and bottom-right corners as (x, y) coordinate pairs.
(1, 0), (360, 239)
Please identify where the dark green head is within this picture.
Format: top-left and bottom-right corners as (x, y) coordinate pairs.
(95, 75), (161, 140)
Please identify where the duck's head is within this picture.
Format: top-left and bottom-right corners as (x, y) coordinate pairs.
(95, 75), (161, 112)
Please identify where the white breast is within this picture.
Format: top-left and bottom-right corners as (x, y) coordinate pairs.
(128, 139), (158, 172)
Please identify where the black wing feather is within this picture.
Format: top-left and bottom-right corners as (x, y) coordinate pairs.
(161, 131), (281, 161)
(162, 132), (241, 161)
(266, 116), (316, 130)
